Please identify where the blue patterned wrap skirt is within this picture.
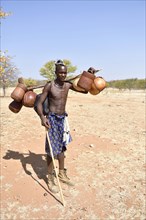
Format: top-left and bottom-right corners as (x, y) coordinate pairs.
(45, 112), (72, 157)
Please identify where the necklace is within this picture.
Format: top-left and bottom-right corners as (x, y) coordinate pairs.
(54, 81), (64, 89)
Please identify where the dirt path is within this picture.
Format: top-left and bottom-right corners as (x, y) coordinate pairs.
(0, 89), (145, 219)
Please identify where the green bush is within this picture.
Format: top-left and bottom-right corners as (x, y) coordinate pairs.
(107, 78), (146, 90)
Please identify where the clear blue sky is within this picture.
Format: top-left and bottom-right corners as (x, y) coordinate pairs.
(1, 0), (145, 81)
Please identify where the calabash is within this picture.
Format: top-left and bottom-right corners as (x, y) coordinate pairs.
(89, 82), (100, 95)
(94, 77), (106, 91)
(22, 90), (37, 107)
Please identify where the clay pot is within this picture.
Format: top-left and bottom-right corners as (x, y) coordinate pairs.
(73, 77), (86, 92)
(77, 71), (95, 91)
(11, 83), (27, 102)
(89, 82), (100, 95)
(94, 77), (106, 92)
(9, 100), (23, 113)
(22, 90), (37, 107)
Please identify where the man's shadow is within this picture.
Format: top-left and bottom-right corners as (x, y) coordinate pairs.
(3, 150), (48, 182)
(2, 150), (61, 203)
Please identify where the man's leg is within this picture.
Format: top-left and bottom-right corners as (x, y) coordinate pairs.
(47, 154), (53, 173)
(57, 152), (74, 186)
(46, 154), (59, 193)
(57, 152), (65, 170)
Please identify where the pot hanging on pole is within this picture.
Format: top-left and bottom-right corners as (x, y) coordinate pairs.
(11, 83), (27, 102)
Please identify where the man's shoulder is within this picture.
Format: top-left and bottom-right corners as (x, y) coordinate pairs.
(64, 81), (72, 89)
(45, 80), (55, 87)
(46, 80), (52, 85)
(43, 80), (53, 92)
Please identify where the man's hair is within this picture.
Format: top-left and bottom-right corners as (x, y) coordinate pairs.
(55, 60), (66, 72)
(55, 60), (64, 66)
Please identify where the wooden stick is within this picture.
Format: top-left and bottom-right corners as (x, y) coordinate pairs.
(46, 129), (65, 206)
(27, 85), (45, 91)
(17, 74), (82, 92)
(65, 74), (81, 82)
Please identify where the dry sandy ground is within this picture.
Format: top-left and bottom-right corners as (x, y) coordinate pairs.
(0, 87), (145, 220)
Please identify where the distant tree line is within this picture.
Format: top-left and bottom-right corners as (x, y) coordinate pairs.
(107, 78), (145, 90)
(4, 78), (47, 87)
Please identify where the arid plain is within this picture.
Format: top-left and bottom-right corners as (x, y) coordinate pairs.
(0, 87), (145, 219)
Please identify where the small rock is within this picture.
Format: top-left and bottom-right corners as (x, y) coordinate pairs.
(89, 144), (94, 148)
(81, 207), (87, 211)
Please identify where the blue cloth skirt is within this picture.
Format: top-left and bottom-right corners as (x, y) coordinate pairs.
(45, 112), (72, 157)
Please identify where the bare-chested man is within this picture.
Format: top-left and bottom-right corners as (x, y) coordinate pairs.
(37, 60), (86, 193)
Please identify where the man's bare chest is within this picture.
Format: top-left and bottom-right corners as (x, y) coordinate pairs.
(48, 81), (68, 101)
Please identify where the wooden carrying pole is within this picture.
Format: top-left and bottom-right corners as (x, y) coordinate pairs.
(22, 74), (82, 92)
(46, 129), (65, 206)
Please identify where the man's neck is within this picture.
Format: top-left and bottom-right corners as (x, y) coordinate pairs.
(54, 79), (64, 87)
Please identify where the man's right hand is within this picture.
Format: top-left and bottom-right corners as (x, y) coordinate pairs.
(40, 115), (50, 129)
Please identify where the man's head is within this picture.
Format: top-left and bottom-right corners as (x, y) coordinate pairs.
(55, 60), (67, 82)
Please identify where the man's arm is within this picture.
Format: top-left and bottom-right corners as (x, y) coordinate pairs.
(37, 83), (50, 128)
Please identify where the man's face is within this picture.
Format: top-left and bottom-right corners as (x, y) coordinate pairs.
(56, 65), (67, 82)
